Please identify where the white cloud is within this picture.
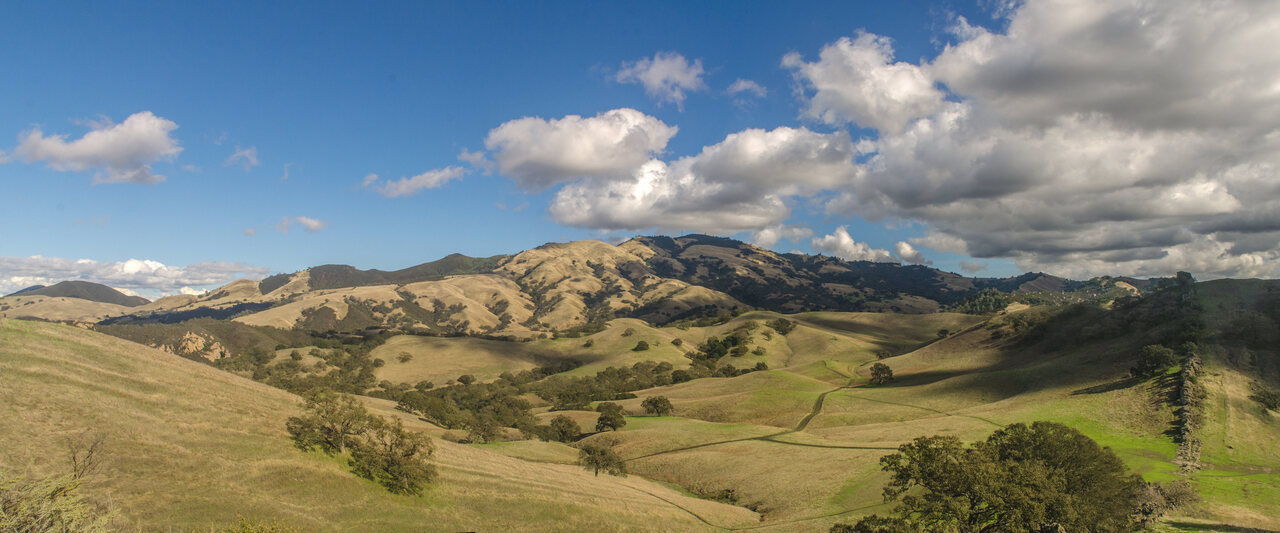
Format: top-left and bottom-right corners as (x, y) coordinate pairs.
(10, 111), (181, 184)
(783, 33), (944, 134)
(894, 241), (930, 264)
(809, 0), (1280, 279)
(547, 126), (857, 233)
(225, 145), (259, 171)
(811, 227), (895, 262)
(484, 108), (677, 190)
(616, 52), (706, 109)
(295, 216), (325, 232)
(0, 256), (268, 297)
(243, 228), (256, 236)
(360, 173), (379, 187)
(727, 79), (768, 98)
(281, 163), (292, 181)
(374, 166), (467, 198)
(751, 225), (812, 249)
(457, 149), (494, 175)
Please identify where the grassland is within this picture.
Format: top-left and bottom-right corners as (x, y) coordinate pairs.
(0, 319), (757, 531)
(6, 282), (1278, 532)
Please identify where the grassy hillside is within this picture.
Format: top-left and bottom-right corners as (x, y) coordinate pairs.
(0, 319), (757, 531)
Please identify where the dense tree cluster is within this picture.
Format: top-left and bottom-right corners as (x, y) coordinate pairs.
(869, 363), (894, 385)
(286, 391), (436, 495)
(832, 422), (1148, 532)
(641, 396), (673, 416)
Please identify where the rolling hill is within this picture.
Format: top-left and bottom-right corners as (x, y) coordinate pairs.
(0, 318), (757, 531)
(4, 280), (148, 306)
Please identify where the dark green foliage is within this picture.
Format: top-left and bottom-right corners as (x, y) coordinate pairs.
(347, 417), (437, 495)
(536, 361), (675, 410)
(767, 318), (796, 335)
(1250, 382), (1280, 411)
(632, 340), (649, 351)
(286, 392), (374, 454)
(577, 441), (626, 477)
(547, 415), (582, 442)
(595, 402), (626, 432)
(837, 421), (1144, 533)
(671, 338), (683, 347)
(257, 273), (293, 295)
(869, 362), (894, 385)
(457, 374), (476, 385)
(1130, 345), (1177, 378)
(641, 396), (673, 416)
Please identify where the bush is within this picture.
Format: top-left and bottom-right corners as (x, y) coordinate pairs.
(397, 352), (413, 363)
(632, 340), (650, 351)
(671, 338), (683, 347)
(766, 318), (796, 335)
(1250, 382), (1280, 411)
(621, 328), (636, 337)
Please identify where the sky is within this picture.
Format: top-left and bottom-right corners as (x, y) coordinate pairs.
(3, 0), (1279, 297)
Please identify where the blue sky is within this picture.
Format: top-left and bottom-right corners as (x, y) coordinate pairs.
(3, 1), (1278, 296)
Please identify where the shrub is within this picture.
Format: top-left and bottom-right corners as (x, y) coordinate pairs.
(632, 340), (650, 351)
(397, 352), (413, 363)
(621, 328), (636, 337)
(671, 338), (683, 347)
(766, 318), (796, 335)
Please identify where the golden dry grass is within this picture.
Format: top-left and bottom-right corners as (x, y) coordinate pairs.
(0, 319), (758, 531)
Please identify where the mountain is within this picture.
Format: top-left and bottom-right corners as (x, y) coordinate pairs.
(6, 280), (148, 306)
(6, 284), (46, 296)
(83, 235), (1140, 336)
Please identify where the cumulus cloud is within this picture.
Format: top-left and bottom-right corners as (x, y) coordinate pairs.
(805, 0), (1280, 279)
(784, 33), (944, 133)
(360, 173), (379, 187)
(616, 52), (706, 109)
(547, 125), (858, 232)
(751, 225), (813, 249)
(373, 166), (467, 198)
(811, 227), (895, 262)
(10, 111), (181, 184)
(484, 108), (677, 190)
(0, 256), (268, 297)
(225, 145), (259, 170)
(894, 241), (930, 264)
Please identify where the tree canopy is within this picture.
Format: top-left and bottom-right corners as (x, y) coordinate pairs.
(837, 421), (1144, 533)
